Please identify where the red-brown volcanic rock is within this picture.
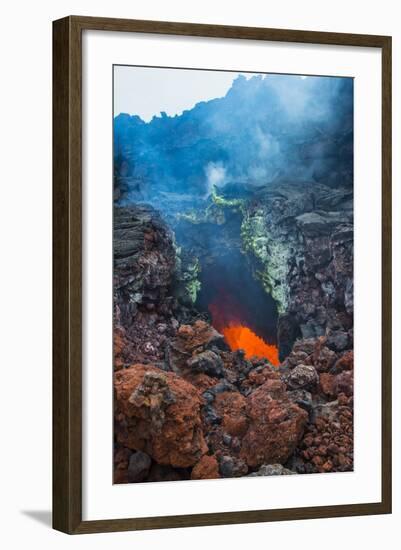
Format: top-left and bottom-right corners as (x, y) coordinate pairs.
(240, 380), (308, 468)
(213, 391), (248, 438)
(297, 394), (353, 473)
(191, 455), (220, 480)
(114, 364), (207, 467)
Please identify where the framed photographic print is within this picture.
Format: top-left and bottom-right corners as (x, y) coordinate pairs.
(53, 16), (392, 534)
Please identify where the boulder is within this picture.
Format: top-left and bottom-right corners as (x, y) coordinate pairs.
(114, 365), (207, 468)
(187, 350), (224, 377)
(286, 364), (318, 390)
(240, 381), (308, 468)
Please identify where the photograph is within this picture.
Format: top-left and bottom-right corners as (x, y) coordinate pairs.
(112, 66), (354, 484)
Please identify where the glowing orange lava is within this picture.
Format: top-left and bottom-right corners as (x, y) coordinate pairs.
(221, 324), (280, 366)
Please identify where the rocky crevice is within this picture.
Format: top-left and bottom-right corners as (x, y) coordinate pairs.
(113, 194), (353, 482)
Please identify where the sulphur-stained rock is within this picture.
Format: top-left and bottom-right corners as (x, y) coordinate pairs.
(286, 364), (318, 390)
(240, 381), (308, 468)
(248, 463), (295, 476)
(127, 451), (152, 483)
(191, 455), (220, 480)
(114, 364), (207, 467)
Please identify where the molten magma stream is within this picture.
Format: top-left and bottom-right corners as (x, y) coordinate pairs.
(222, 324), (280, 366)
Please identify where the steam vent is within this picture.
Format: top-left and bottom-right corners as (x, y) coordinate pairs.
(113, 70), (354, 483)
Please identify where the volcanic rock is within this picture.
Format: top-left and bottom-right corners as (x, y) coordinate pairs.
(239, 181), (353, 358)
(191, 455), (220, 480)
(248, 463), (295, 476)
(114, 364), (207, 467)
(127, 451), (152, 483)
(332, 350), (354, 373)
(319, 373), (337, 398)
(293, 393), (353, 473)
(240, 381), (308, 468)
(286, 364), (318, 390)
(114, 205), (176, 326)
(311, 343), (337, 373)
(113, 446), (132, 483)
(187, 350), (224, 377)
(287, 389), (313, 417)
(320, 368), (353, 400)
(167, 321), (227, 373)
(219, 455), (248, 477)
(213, 391), (248, 437)
(114, 327), (136, 371)
(326, 330), (349, 352)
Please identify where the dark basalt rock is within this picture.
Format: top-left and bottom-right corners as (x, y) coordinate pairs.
(326, 330), (349, 352)
(127, 451), (152, 483)
(187, 350), (224, 377)
(219, 455), (248, 477)
(287, 389), (314, 418)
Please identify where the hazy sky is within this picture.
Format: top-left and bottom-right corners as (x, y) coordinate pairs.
(113, 65), (264, 122)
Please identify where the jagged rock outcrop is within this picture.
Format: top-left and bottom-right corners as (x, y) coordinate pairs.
(240, 181), (353, 359)
(113, 205), (179, 368)
(114, 205), (176, 327)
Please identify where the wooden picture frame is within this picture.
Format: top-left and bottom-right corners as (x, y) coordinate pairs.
(53, 15), (392, 534)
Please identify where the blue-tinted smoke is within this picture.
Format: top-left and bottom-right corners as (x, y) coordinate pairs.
(113, 73), (353, 204)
